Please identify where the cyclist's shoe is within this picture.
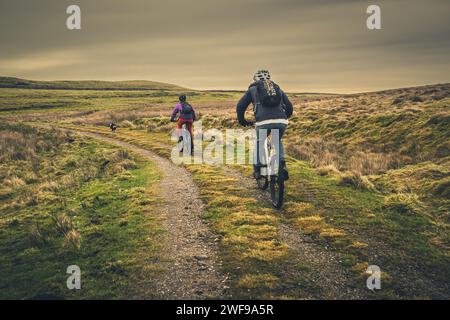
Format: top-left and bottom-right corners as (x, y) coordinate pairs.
(253, 165), (262, 180)
(279, 162), (289, 181)
(280, 168), (289, 181)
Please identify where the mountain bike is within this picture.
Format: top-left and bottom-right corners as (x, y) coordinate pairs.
(254, 132), (285, 209)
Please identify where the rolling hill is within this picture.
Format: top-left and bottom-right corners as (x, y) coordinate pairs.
(0, 76), (188, 91)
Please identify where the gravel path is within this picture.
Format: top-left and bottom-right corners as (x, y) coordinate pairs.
(71, 131), (227, 299)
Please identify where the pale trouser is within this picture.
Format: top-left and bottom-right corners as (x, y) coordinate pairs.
(254, 123), (287, 170)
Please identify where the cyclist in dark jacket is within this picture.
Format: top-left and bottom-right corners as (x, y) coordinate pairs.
(236, 70), (293, 180)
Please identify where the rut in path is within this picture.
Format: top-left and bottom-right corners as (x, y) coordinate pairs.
(72, 131), (227, 299)
(223, 167), (368, 299)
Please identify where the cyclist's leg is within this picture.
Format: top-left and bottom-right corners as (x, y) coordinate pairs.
(186, 122), (193, 138)
(254, 125), (269, 178)
(186, 121), (194, 151)
(264, 123), (288, 179)
(176, 119), (183, 142)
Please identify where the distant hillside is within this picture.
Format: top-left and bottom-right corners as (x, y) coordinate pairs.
(0, 77), (188, 91)
(285, 82), (450, 168)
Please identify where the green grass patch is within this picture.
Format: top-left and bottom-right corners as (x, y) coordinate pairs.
(0, 124), (163, 299)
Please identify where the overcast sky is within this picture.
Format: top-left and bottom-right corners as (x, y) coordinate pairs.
(0, 0), (449, 92)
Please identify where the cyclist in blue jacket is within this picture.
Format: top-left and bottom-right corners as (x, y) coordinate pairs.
(236, 70), (293, 180)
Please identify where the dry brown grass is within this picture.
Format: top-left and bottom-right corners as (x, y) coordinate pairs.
(350, 151), (392, 175)
(4, 175), (26, 188)
(0, 131), (36, 161)
(117, 159), (138, 170)
(64, 229), (81, 250)
(382, 192), (424, 215)
(48, 212), (82, 250)
(286, 136), (393, 176)
(120, 120), (135, 128)
(0, 125), (67, 165)
(296, 215), (326, 234)
(315, 164), (340, 176)
(52, 213), (73, 234)
(338, 172), (376, 191)
(39, 180), (60, 192)
(237, 274), (279, 289)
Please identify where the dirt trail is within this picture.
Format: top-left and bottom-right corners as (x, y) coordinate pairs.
(71, 131), (227, 299)
(224, 167), (368, 299)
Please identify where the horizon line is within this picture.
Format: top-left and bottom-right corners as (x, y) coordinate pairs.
(1, 75), (448, 96)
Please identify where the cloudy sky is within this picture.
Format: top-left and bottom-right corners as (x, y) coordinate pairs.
(0, 0), (449, 92)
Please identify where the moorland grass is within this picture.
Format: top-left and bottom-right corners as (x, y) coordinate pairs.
(0, 124), (163, 299)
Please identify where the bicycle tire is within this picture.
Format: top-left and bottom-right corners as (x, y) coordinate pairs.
(270, 176), (284, 209)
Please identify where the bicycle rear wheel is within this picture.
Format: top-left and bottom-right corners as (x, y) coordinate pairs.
(270, 176), (284, 209)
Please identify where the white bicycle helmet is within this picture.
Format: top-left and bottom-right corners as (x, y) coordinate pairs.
(253, 69), (271, 82)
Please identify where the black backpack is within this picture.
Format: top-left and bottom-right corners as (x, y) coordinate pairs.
(180, 102), (193, 115)
(256, 80), (282, 107)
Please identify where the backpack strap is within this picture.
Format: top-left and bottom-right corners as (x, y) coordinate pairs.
(249, 85), (260, 112)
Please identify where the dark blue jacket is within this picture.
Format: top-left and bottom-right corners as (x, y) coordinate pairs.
(236, 81), (293, 126)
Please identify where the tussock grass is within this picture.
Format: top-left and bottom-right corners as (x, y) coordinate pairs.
(338, 172), (375, 191)
(0, 124), (164, 299)
(207, 195), (255, 209)
(64, 229), (81, 250)
(4, 175), (26, 188)
(117, 159), (139, 170)
(284, 201), (314, 217)
(318, 228), (347, 241)
(120, 120), (135, 128)
(383, 192), (424, 215)
(316, 164), (340, 176)
(228, 211), (276, 226)
(296, 216), (326, 234)
(50, 213), (75, 236)
(348, 241), (369, 249)
(237, 274), (279, 289)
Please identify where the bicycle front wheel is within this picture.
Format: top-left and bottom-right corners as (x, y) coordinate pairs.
(270, 176), (284, 209)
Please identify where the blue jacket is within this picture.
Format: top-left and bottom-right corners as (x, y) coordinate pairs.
(236, 81), (293, 126)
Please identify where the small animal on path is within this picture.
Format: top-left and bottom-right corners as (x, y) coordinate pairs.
(109, 122), (118, 133)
